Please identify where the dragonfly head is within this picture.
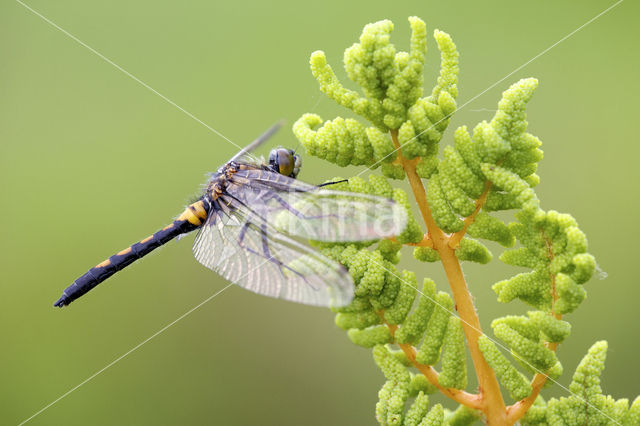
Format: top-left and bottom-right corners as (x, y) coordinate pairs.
(268, 148), (301, 178)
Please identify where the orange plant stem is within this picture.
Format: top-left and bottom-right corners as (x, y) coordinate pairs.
(400, 343), (483, 409)
(390, 234), (434, 248)
(390, 130), (508, 424)
(449, 180), (492, 249)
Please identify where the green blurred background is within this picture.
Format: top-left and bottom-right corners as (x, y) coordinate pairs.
(2, 0), (639, 424)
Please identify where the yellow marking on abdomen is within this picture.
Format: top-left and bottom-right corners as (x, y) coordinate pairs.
(140, 235), (153, 244)
(117, 247), (132, 255)
(96, 259), (111, 268)
(177, 200), (207, 226)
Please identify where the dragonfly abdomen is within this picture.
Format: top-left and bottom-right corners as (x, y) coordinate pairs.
(53, 200), (209, 307)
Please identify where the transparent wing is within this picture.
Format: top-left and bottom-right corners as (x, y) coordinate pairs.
(227, 120), (284, 163)
(192, 202), (354, 307)
(226, 169), (408, 242)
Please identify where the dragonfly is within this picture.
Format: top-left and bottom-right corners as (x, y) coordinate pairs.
(54, 122), (407, 309)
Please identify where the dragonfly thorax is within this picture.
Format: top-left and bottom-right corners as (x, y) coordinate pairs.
(206, 169), (234, 200)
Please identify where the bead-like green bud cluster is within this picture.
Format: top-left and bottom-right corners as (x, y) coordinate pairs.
(409, 374), (438, 396)
(294, 14), (634, 426)
(427, 78), (542, 234)
(415, 292), (454, 365)
(402, 392), (431, 426)
(491, 315), (561, 372)
(437, 317), (467, 389)
(395, 278), (436, 344)
(523, 342), (640, 425)
(443, 405), (481, 425)
(293, 114), (397, 168)
(455, 238), (492, 264)
(374, 345), (446, 426)
(494, 208), (595, 313)
(478, 336), (532, 401)
(294, 16), (459, 180)
(481, 205), (597, 400)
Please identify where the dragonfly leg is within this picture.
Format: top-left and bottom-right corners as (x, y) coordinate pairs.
(237, 220), (251, 245)
(235, 221), (318, 291)
(316, 179), (348, 188)
(234, 221), (285, 275)
(258, 223), (318, 291)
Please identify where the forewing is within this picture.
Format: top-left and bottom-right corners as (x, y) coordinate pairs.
(192, 202), (354, 307)
(227, 121), (284, 163)
(227, 169), (408, 242)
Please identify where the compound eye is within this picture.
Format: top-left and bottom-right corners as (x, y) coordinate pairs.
(276, 148), (294, 176)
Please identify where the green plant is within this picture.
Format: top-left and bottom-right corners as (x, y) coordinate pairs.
(292, 17), (640, 425)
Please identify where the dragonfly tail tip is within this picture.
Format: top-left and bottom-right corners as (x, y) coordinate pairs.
(53, 294), (68, 308)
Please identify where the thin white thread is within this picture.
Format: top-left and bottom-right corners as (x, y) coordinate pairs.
(358, 0), (624, 175)
(15, 0), (242, 152)
(309, 94), (324, 112)
(468, 108), (498, 113)
(17, 283), (234, 426)
(372, 258), (621, 425)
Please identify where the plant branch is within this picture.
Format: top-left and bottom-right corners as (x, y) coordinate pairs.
(399, 343), (483, 409)
(506, 232), (562, 424)
(384, 319), (483, 409)
(390, 234), (434, 247)
(390, 130), (508, 424)
(448, 180), (493, 249)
